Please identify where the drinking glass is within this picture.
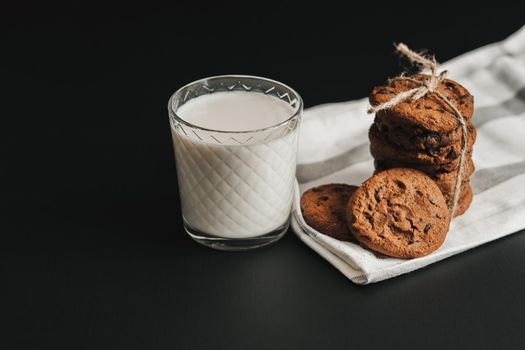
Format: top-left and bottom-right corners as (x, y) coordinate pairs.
(168, 75), (302, 250)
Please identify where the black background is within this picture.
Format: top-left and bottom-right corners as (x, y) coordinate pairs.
(2, 3), (525, 349)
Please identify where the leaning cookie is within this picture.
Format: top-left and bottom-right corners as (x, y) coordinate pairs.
(300, 184), (358, 242)
(347, 168), (450, 258)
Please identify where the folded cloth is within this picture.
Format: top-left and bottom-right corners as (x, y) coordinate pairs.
(291, 26), (525, 284)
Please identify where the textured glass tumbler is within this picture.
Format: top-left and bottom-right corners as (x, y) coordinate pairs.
(168, 75), (302, 250)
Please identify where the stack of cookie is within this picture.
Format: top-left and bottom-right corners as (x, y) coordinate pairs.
(368, 74), (476, 216)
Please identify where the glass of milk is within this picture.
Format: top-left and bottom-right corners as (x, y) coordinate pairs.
(168, 75), (302, 250)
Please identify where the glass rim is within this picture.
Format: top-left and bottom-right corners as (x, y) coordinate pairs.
(168, 74), (303, 135)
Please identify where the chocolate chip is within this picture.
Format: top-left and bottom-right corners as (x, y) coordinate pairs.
(390, 225), (413, 237)
(378, 89), (391, 94)
(374, 188), (381, 202)
(331, 211), (343, 220)
(394, 180), (406, 190)
(447, 149), (458, 160)
(425, 132), (441, 144)
(424, 223), (432, 233)
(319, 196), (329, 201)
(445, 81), (455, 90)
(428, 195), (437, 205)
(428, 147), (439, 157)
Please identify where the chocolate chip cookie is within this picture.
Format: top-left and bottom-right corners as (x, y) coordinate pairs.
(374, 158), (475, 196)
(347, 168), (450, 258)
(301, 184), (358, 242)
(369, 74), (474, 133)
(374, 111), (477, 157)
(369, 123), (473, 170)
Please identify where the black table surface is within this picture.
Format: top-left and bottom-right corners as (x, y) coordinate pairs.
(3, 4), (525, 349)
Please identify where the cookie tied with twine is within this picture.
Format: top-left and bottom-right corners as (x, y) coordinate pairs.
(367, 43), (470, 216)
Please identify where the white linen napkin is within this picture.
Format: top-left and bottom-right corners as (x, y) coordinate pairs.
(291, 26), (525, 284)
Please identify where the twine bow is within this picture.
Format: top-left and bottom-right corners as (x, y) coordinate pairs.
(368, 43), (468, 216)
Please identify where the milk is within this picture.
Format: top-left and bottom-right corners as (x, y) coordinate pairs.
(171, 91), (299, 239)
(176, 91), (294, 131)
